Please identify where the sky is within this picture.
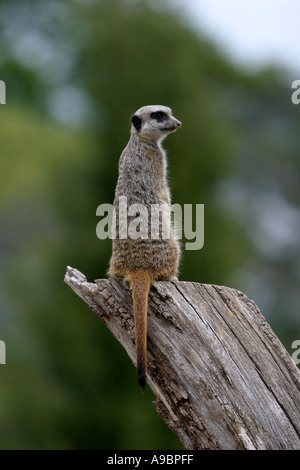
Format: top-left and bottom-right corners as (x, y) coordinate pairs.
(175, 0), (300, 75)
(6, 0), (299, 125)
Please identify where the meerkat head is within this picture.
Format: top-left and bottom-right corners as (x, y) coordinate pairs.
(131, 105), (182, 142)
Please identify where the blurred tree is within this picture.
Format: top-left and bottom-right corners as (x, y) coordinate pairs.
(0, 0), (299, 450)
(74, 0), (248, 284)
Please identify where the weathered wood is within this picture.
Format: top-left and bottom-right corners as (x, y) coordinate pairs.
(64, 266), (300, 450)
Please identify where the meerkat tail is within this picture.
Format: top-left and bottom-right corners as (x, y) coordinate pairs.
(127, 269), (151, 390)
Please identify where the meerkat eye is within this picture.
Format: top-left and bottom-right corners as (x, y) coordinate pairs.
(150, 111), (167, 122)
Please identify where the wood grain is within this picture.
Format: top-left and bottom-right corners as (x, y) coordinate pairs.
(64, 266), (300, 450)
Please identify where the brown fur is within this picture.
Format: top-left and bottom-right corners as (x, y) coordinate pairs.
(108, 105), (181, 389)
(126, 270), (151, 389)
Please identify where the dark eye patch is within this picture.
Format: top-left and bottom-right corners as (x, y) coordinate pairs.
(131, 114), (142, 131)
(150, 111), (167, 122)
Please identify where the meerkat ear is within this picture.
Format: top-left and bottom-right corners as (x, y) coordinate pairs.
(131, 115), (142, 131)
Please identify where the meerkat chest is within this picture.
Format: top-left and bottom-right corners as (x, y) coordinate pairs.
(121, 146), (168, 205)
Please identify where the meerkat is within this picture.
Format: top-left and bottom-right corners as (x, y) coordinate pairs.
(108, 105), (181, 390)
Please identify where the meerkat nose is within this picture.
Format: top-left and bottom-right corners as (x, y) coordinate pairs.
(175, 120), (182, 128)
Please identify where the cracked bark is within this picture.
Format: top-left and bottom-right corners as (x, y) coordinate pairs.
(64, 266), (300, 450)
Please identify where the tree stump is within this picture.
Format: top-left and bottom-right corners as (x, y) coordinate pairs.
(64, 266), (300, 450)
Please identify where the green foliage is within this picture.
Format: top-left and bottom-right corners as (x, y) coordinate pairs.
(0, 0), (299, 450)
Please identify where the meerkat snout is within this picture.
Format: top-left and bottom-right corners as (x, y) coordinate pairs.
(171, 119), (182, 131)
